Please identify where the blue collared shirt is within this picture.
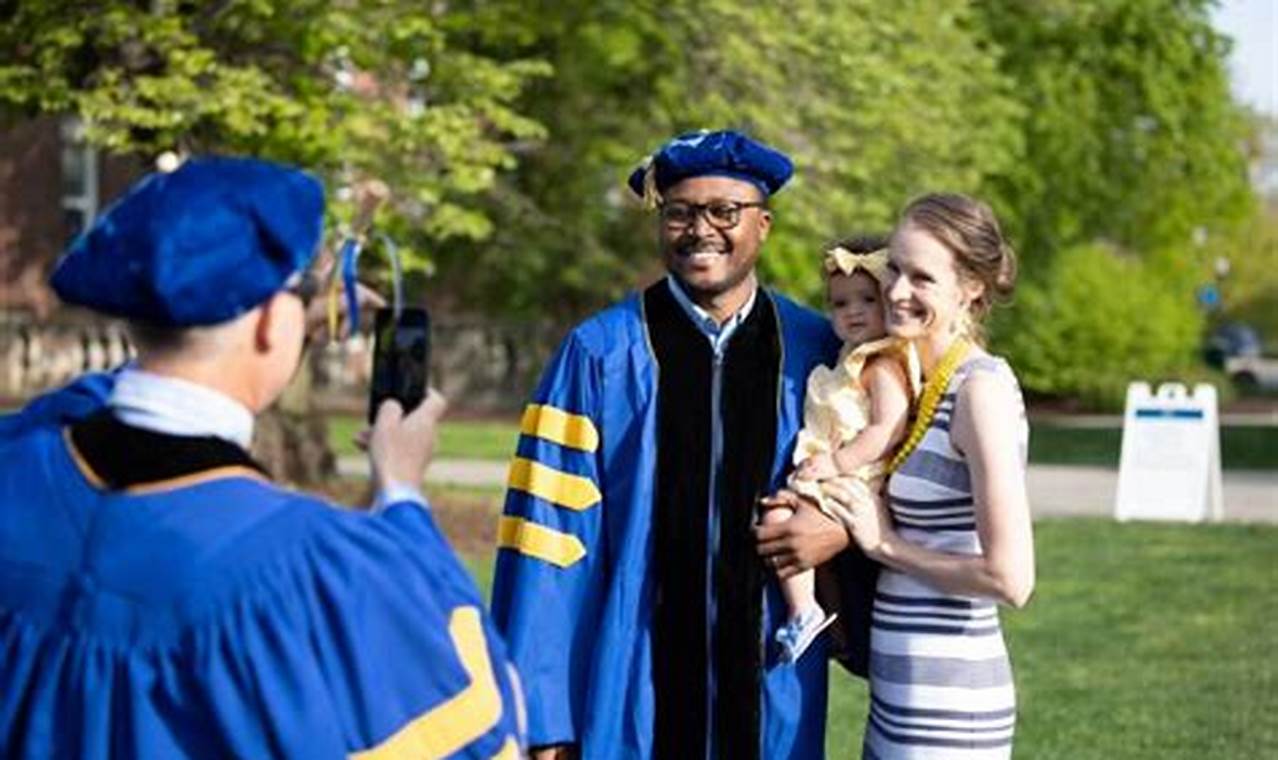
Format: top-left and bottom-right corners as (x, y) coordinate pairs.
(665, 275), (758, 357)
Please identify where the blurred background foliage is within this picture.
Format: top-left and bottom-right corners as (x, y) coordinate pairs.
(0, 0), (550, 261)
(1215, 202), (1278, 340)
(0, 0), (1271, 408)
(993, 243), (1213, 408)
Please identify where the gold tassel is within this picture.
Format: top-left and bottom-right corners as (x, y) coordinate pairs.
(641, 159), (661, 210)
(326, 268), (342, 339)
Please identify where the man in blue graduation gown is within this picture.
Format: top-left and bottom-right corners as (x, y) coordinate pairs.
(0, 157), (525, 758)
(491, 131), (874, 759)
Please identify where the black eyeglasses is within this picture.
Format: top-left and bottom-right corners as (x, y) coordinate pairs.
(659, 200), (766, 231)
(284, 269), (320, 307)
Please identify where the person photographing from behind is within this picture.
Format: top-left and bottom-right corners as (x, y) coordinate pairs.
(0, 157), (525, 758)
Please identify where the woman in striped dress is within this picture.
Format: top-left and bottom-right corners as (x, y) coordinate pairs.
(824, 193), (1035, 759)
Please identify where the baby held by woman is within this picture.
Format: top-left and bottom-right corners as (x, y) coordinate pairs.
(761, 236), (918, 661)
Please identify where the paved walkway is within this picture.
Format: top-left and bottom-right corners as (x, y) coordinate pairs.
(338, 456), (509, 487)
(339, 457), (1278, 523)
(1031, 411), (1278, 428)
(1027, 464), (1276, 523)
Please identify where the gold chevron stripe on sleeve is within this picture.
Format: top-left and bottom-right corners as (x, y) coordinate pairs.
(497, 516), (587, 568)
(490, 737), (520, 760)
(519, 403), (600, 452)
(350, 607), (502, 759)
(507, 457), (601, 511)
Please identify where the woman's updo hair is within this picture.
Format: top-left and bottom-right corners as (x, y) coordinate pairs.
(899, 193), (1017, 321)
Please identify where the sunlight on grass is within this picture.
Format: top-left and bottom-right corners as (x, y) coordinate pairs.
(445, 514), (1277, 758)
(328, 414), (518, 460)
(326, 413), (1277, 470)
(826, 519), (1278, 758)
(1028, 425), (1276, 470)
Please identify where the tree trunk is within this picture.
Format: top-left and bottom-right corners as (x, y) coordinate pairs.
(250, 361), (335, 486)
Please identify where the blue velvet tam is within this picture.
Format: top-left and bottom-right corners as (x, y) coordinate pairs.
(626, 130), (794, 203)
(51, 156), (325, 327)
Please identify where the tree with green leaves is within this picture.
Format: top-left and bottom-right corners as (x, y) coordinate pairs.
(0, 0), (547, 260)
(1216, 203), (1278, 344)
(972, 0), (1254, 261)
(0, 0), (548, 479)
(975, 0), (1259, 406)
(437, 0), (1024, 317)
(1, 0), (1263, 412)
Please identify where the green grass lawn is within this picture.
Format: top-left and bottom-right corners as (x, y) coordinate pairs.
(448, 514), (1277, 758)
(1030, 424), (1278, 470)
(826, 519), (1278, 757)
(327, 413), (1278, 471)
(328, 415), (520, 460)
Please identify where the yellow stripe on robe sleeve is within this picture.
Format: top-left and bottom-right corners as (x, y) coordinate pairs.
(507, 457), (601, 511)
(490, 737), (520, 760)
(350, 607), (502, 760)
(520, 403), (600, 452)
(497, 516), (587, 568)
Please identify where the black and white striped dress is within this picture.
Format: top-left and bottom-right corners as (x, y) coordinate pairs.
(863, 355), (1026, 760)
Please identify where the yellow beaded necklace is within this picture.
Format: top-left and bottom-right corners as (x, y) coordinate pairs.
(887, 337), (971, 473)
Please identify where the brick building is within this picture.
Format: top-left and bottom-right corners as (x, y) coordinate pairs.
(0, 115), (142, 317)
(0, 116), (557, 411)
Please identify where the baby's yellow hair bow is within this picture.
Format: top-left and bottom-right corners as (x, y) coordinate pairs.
(823, 246), (889, 284)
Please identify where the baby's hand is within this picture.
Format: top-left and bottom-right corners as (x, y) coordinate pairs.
(796, 453), (839, 481)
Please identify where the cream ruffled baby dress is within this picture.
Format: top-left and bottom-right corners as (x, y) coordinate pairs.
(788, 336), (920, 528)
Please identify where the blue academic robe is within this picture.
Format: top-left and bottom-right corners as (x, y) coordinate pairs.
(490, 286), (844, 758)
(0, 379), (524, 759)
(0, 369), (118, 440)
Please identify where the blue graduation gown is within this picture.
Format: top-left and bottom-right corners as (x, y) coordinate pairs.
(0, 370), (118, 440)
(490, 287), (843, 758)
(0, 382), (524, 759)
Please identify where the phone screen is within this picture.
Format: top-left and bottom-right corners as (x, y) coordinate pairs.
(369, 306), (430, 423)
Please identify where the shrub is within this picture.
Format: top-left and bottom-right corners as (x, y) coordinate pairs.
(991, 243), (1206, 410)
(1218, 209), (1278, 349)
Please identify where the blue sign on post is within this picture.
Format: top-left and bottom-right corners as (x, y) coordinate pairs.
(1195, 283), (1220, 312)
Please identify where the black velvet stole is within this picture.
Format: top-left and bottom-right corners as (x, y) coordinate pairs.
(646, 281), (780, 760)
(67, 410), (268, 490)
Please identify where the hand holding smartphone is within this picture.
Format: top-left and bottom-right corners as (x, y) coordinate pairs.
(368, 306), (430, 424)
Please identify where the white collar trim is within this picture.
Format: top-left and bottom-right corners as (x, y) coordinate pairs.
(109, 369), (255, 449)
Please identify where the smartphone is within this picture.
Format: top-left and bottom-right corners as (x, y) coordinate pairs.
(368, 306), (430, 424)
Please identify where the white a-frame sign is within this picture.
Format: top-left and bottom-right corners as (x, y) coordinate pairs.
(1115, 382), (1224, 522)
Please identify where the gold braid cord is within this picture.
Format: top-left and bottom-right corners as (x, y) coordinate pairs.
(887, 337), (971, 473)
